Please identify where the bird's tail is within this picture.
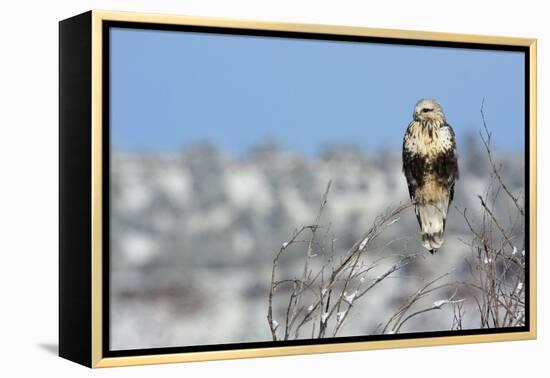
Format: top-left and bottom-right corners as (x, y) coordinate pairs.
(417, 201), (448, 254)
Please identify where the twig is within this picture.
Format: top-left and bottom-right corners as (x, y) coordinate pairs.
(480, 99), (525, 216)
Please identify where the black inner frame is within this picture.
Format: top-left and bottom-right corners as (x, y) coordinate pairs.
(102, 20), (531, 358)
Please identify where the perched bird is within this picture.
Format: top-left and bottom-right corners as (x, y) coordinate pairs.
(402, 99), (459, 253)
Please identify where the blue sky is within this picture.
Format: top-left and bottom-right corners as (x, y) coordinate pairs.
(110, 28), (525, 156)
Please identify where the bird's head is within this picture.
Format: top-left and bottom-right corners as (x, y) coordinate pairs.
(413, 99), (446, 123)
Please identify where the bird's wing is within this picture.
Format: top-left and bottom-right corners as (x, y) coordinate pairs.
(402, 125), (425, 202)
(437, 123), (459, 203)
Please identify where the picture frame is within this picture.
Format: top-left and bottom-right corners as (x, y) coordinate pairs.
(59, 10), (537, 368)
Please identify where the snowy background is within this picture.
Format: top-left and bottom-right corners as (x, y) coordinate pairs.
(110, 137), (525, 350)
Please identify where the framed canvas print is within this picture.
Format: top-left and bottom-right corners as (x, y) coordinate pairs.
(59, 10), (537, 368)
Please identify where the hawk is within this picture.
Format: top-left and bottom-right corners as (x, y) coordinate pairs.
(402, 99), (459, 254)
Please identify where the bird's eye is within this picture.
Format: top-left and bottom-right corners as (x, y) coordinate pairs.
(422, 108), (432, 113)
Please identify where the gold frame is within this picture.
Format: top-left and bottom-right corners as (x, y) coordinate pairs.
(89, 9), (537, 368)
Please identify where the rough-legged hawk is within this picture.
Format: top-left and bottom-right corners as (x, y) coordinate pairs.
(402, 99), (459, 254)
